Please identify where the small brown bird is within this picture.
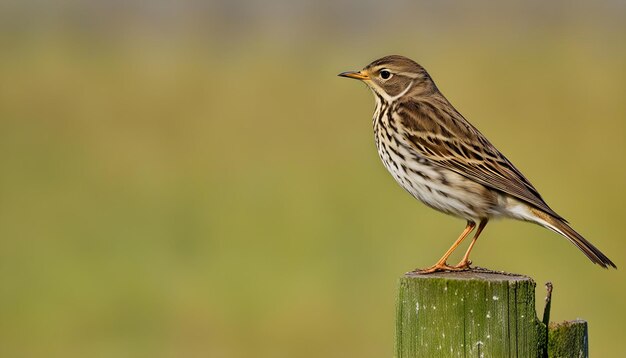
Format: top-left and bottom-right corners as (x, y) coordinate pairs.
(339, 55), (615, 273)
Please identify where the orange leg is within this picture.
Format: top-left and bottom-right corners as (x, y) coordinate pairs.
(414, 221), (476, 274)
(453, 219), (488, 269)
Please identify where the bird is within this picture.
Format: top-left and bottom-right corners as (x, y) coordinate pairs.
(339, 55), (616, 273)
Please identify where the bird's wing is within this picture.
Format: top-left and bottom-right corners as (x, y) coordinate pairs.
(396, 100), (565, 221)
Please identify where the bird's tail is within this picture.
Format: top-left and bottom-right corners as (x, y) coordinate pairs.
(530, 208), (616, 269)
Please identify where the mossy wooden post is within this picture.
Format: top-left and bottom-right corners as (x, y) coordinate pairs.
(395, 271), (589, 357)
(548, 320), (588, 357)
(396, 271), (548, 357)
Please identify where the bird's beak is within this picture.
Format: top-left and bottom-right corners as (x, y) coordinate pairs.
(338, 70), (370, 80)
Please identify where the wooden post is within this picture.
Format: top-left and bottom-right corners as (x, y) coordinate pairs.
(548, 320), (588, 358)
(395, 269), (587, 357)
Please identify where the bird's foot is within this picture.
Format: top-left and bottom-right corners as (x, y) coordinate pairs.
(411, 262), (468, 274)
(452, 259), (472, 270)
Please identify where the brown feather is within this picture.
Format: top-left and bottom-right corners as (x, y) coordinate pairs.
(530, 208), (616, 268)
(396, 94), (566, 222)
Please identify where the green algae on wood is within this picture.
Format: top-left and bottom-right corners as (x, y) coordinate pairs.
(395, 270), (547, 357)
(548, 320), (588, 358)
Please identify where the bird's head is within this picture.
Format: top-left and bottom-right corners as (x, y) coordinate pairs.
(339, 55), (436, 100)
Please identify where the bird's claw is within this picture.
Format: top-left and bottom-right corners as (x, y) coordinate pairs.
(452, 259), (472, 270)
(410, 261), (472, 274)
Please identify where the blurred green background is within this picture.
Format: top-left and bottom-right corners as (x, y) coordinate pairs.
(1, 1), (625, 357)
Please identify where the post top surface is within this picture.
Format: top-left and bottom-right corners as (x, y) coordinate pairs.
(403, 267), (532, 282)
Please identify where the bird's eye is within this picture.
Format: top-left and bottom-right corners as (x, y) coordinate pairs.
(380, 70), (392, 80)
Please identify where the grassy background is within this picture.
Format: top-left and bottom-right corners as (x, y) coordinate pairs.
(0, 1), (625, 357)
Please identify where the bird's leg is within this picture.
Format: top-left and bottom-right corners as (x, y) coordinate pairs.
(453, 219), (488, 269)
(415, 221), (476, 274)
